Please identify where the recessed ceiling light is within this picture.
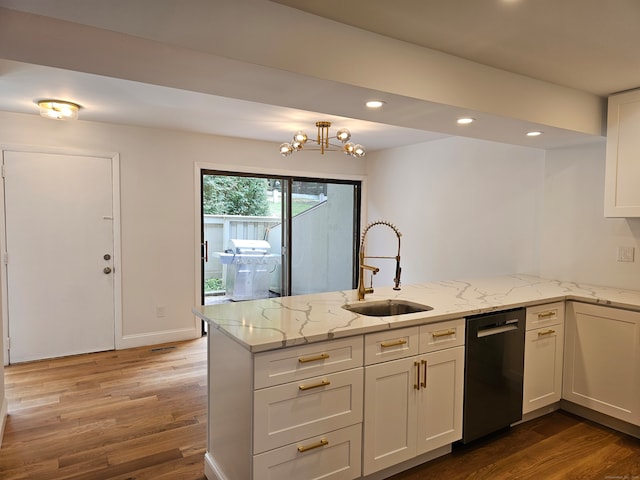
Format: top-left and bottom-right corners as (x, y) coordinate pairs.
(457, 117), (475, 125)
(526, 131), (543, 137)
(365, 100), (385, 109)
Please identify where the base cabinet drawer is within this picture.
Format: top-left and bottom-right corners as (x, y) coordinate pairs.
(253, 424), (362, 480)
(254, 368), (363, 453)
(526, 302), (564, 330)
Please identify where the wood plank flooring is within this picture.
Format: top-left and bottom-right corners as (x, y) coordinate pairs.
(390, 411), (640, 480)
(1, 336), (639, 479)
(0, 338), (208, 480)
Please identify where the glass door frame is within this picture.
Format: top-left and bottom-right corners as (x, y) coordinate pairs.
(199, 169), (361, 302)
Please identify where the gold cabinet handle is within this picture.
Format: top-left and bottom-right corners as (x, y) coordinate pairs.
(298, 379), (330, 391)
(380, 339), (407, 348)
(538, 329), (556, 336)
(298, 353), (329, 363)
(432, 329), (456, 338)
(414, 361), (420, 390)
(537, 311), (556, 319)
(421, 359), (427, 388)
(297, 438), (328, 453)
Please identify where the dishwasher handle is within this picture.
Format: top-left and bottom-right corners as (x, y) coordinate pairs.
(476, 319), (520, 338)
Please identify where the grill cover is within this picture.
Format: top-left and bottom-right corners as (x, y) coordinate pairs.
(228, 239), (271, 255)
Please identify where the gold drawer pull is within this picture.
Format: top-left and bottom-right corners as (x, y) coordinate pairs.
(538, 329), (556, 336)
(298, 353), (329, 363)
(380, 339), (408, 348)
(537, 311), (556, 319)
(432, 329), (456, 338)
(297, 438), (328, 453)
(298, 379), (331, 391)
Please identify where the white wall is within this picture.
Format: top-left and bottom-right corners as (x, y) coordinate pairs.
(540, 142), (640, 290)
(0, 110), (366, 352)
(365, 136), (546, 286)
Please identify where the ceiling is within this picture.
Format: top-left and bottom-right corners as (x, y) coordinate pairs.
(1, 0), (639, 151)
(273, 0), (640, 97)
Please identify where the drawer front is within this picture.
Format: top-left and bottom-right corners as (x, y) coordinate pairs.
(254, 337), (363, 389)
(526, 302), (564, 330)
(253, 424), (362, 480)
(254, 368), (363, 453)
(419, 318), (465, 353)
(364, 326), (419, 365)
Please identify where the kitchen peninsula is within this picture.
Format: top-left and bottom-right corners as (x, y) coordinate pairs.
(194, 274), (640, 480)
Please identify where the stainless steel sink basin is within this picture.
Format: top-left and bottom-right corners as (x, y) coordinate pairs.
(342, 299), (433, 317)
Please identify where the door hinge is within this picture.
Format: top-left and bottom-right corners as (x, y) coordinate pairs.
(1, 165), (5, 178)
(3, 253), (7, 265)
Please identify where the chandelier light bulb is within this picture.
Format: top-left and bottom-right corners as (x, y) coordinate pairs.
(293, 131), (308, 143)
(336, 128), (351, 143)
(279, 143), (294, 156)
(343, 142), (355, 155)
(353, 144), (366, 157)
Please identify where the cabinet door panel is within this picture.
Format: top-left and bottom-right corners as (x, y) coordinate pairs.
(523, 324), (564, 414)
(363, 357), (417, 475)
(416, 346), (464, 454)
(605, 89), (640, 217)
(563, 302), (640, 424)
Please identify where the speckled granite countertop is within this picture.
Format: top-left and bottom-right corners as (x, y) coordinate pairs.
(193, 274), (640, 353)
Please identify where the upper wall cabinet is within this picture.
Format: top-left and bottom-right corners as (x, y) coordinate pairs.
(605, 88), (640, 217)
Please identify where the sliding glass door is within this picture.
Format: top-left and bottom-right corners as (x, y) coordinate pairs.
(201, 171), (360, 304)
(289, 179), (359, 295)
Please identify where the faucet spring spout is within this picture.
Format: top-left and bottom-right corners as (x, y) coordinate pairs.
(357, 220), (403, 300)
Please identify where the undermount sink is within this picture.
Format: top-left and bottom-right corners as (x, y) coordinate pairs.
(342, 299), (433, 317)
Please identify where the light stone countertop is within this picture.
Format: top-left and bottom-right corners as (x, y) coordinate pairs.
(193, 274), (640, 353)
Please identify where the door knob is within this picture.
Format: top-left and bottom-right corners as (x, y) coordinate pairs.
(103, 267), (112, 274)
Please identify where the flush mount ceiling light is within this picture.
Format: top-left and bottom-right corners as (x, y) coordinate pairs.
(526, 131), (543, 137)
(37, 100), (81, 120)
(279, 121), (365, 158)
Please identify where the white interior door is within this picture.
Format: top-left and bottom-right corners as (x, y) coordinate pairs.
(3, 150), (116, 363)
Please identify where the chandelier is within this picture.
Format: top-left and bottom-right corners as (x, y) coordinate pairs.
(279, 121), (366, 158)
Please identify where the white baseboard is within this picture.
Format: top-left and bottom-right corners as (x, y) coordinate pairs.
(362, 444), (451, 480)
(0, 397), (8, 448)
(117, 326), (201, 350)
(205, 451), (229, 480)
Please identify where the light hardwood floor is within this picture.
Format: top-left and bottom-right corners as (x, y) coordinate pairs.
(0, 338), (208, 480)
(1, 337), (639, 479)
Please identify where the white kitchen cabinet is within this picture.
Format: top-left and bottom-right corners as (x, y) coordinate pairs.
(362, 320), (465, 476)
(523, 302), (565, 415)
(205, 330), (364, 480)
(563, 302), (640, 425)
(605, 88), (640, 217)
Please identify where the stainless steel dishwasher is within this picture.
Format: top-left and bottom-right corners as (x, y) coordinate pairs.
(461, 307), (526, 444)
